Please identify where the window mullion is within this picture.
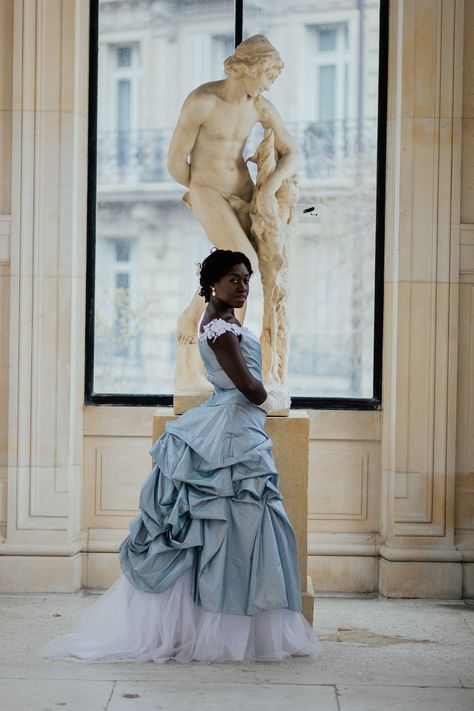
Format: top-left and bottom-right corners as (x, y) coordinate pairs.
(235, 0), (243, 46)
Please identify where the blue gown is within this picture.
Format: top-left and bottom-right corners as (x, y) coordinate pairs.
(38, 319), (320, 663)
(120, 318), (301, 616)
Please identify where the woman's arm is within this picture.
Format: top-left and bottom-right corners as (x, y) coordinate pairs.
(208, 332), (267, 405)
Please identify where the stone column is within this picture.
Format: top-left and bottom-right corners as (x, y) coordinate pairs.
(0, 0), (89, 591)
(380, 0), (464, 596)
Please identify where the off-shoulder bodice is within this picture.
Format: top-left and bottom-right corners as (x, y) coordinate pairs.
(198, 318), (262, 392)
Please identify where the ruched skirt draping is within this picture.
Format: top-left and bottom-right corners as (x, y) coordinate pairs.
(38, 394), (321, 663)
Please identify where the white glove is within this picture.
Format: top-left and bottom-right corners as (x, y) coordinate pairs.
(258, 389), (291, 414)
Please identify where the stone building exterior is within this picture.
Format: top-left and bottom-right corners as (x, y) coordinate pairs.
(0, 0), (473, 599)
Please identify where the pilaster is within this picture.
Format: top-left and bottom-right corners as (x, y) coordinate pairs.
(380, 0), (464, 596)
(0, 0), (89, 591)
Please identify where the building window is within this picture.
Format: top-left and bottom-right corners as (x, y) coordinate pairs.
(314, 23), (350, 120)
(213, 34), (234, 76)
(86, 0), (388, 408)
(94, 237), (141, 390)
(97, 42), (140, 181)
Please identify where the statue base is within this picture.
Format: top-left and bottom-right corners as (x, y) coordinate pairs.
(153, 407), (314, 625)
(173, 393), (290, 416)
(173, 393), (210, 415)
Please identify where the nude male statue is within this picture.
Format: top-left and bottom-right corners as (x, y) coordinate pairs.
(167, 34), (298, 397)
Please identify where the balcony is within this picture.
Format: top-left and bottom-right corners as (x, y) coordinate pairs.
(97, 128), (173, 184)
(96, 119), (378, 187)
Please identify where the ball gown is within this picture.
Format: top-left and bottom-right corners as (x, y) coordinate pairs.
(38, 318), (321, 663)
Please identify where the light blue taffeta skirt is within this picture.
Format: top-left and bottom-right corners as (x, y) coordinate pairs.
(38, 321), (321, 663)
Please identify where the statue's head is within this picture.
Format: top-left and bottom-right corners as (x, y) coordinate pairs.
(224, 35), (284, 85)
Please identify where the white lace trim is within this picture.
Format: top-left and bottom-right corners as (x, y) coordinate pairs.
(200, 318), (243, 342)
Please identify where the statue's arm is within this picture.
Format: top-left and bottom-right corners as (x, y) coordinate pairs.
(166, 92), (213, 187)
(259, 99), (298, 191)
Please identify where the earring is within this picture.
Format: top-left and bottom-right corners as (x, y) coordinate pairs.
(211, 287), (216, 296)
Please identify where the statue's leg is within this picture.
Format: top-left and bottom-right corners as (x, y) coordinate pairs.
(189, 185), (258, 268)
(176, 190), (257, 343)
(177, 289), (205, 345)
(188, 185), (259, 322)
(174, 186), (259, 400)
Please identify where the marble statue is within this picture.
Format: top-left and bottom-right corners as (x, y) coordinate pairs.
(167, 34), (298, 399)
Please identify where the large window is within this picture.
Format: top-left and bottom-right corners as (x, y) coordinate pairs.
(86, 0), (387, 408)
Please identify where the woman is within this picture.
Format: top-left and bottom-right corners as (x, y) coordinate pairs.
(38, 249), (320, 663)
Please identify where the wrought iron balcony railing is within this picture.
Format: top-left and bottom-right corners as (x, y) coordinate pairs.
(96, 119), (378, 186)
(97, 128), (172, 184)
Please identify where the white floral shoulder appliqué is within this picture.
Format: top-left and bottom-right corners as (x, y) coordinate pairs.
(201, 318), (242, 342)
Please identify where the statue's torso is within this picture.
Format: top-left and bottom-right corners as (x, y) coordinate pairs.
(190, 93), (262, 197)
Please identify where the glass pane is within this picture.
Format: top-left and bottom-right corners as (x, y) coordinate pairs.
(117, 46), (131, 67)
(115, 239), (130, 262)
(243, 1), (380, 398)
(318, 65), (336, 120)
(117, 80), (130, 167)
(115, 272), (129, 289)
(318, 28), (336, 51)
(117, 80), (130, 131)
(94, 1), (234, 394)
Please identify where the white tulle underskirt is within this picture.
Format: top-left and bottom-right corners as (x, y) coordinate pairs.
(37, 569), (321, 664)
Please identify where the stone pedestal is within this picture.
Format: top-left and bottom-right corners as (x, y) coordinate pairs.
(153, 408), (314, 624)
(173, 394), (289, 418)
(173, 394), (210, 416)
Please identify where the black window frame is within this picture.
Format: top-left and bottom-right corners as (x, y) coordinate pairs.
(85, 0), (389, 410)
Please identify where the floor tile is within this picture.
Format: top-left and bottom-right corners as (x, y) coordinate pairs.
(108, 681), (338, 711)
(337, 685), (474, 711)
(0, 678), (114, 711)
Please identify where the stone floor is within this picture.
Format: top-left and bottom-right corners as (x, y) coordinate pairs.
(0, 591), (473, 711)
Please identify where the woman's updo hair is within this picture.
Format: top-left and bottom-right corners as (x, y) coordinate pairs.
(198, 249), (253, 303)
